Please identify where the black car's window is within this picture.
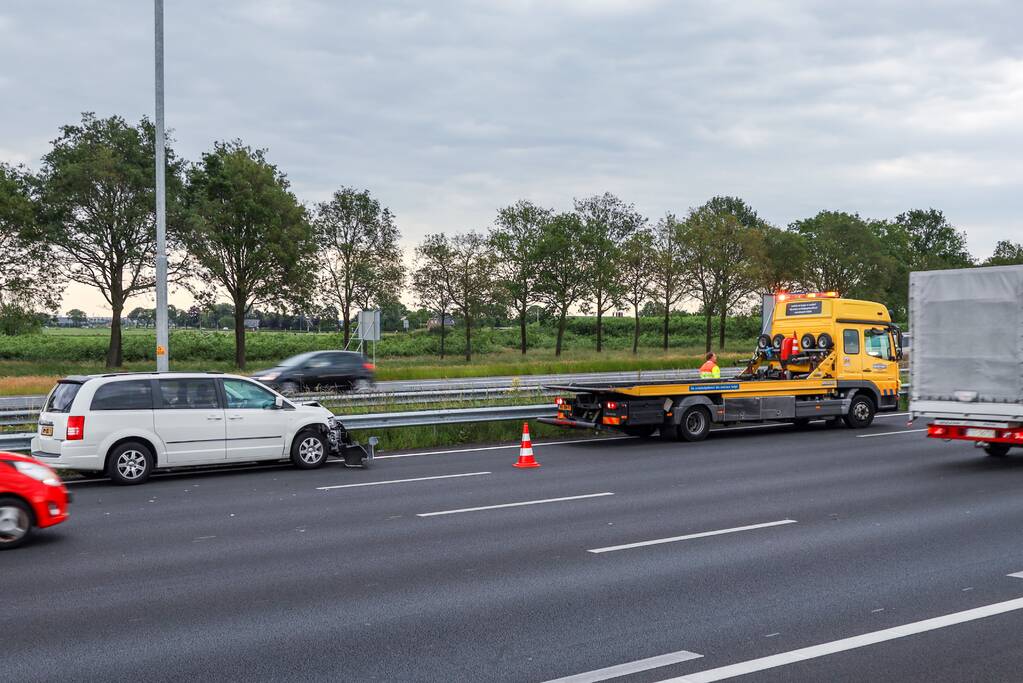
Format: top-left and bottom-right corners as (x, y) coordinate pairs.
(279, 352), (318, 368)
(843, 329), (860, 355)
(223, 379), (276, 409)
(45, 382), (82, 413)
(157, 379), (221, 409)
(91, 381), (153, 411)
(306, 354), (332, 369)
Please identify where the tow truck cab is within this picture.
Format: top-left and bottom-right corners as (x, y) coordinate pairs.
(546, 293), (903, 440)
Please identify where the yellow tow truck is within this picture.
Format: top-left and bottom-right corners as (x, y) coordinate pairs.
(540, 292), (903, 440)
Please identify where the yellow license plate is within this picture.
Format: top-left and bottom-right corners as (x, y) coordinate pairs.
(41, 425), (53, 437)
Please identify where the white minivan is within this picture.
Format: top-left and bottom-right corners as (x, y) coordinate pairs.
(31, 372), (374, 485)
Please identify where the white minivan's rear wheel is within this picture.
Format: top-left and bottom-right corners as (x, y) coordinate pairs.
(291, 430), (328, 469)
(107, 441), (154, 485)
(0, 496), (33, 550)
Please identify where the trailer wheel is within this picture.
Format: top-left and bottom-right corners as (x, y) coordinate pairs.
(677, 406), (711, 442)
(985, 443), (1011, 457)
(843, 394), (875, 428)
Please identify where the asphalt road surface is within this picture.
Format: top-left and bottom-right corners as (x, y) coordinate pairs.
(7, 414), (1023, 682)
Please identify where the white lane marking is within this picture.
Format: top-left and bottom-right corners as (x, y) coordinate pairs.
(375, 436), (633, 460)
(543, 649), (703, 683)
(317, 471), (491, 490)
(417, 492), (614, 517)
(1007, 571), (1023, 579)
(587, 519), (797, 554)
(876, 412), (909, 418)
(856, 428), (928, 438)
(657, 596), (1023, 682)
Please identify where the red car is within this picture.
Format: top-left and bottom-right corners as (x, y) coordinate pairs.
(0, 452), (70, 549)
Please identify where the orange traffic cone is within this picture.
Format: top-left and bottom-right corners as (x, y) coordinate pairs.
(514, 422), (540, 468)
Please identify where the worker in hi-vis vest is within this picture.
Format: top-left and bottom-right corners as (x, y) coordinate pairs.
(699, 351), (720, 379)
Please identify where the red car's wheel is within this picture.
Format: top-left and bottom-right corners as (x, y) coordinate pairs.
(0, 496), (33, 550)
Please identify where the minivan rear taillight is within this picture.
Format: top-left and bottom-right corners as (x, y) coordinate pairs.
(66, 415), (85, 440)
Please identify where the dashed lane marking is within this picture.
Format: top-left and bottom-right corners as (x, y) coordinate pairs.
(317, 471), (491, 490)
(417, 492), (615, 517)
(587, 519), (798, 554)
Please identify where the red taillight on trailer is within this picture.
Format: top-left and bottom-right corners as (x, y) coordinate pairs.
(66, 415), (85, 440)
(927, 424), (947, 438)
(554, 397), (564, 406)
(605, 401), (618, 411)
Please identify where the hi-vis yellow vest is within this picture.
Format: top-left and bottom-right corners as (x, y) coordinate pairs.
(699, 360), (720, 379)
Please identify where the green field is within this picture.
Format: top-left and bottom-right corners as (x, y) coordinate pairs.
(0, 315), (759, 395)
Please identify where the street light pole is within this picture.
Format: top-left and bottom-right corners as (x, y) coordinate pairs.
(154, 0), (169, 371)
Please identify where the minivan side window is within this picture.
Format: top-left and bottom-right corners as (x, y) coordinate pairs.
(843, 329), (860, 355)
(91, 380), (153, 411)
(157, 379), (221, 410)
(223, 379), (276, 410)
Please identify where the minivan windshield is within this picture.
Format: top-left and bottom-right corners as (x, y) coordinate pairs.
(45, 381), (82, 413)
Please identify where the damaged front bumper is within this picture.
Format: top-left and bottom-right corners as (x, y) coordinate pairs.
(328, 417), (378, 468)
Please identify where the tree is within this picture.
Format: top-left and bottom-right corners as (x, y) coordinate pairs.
(757, 226), (808, 293)
(696, 196), (770, 348)
(984, 240), (1023, 266)
(534, 213), (589, 356)
(789, 211), (891, 301)
(66, 309), (87, 328)
(575, 193), (646, 352)
(648, 214), (688, 350)
(0, 164), (63, 320)
(489, 200), (552, 355)
(442, 232), (495, 361)
(874, 209), (972, 318)
(619, 229), (655, 354)
(313, 187), (404, 345)
(36, 113), (185, 366)
(182, 141), (315, 369)
(680, 206), (766, 351)
(412, 235), (455, 358)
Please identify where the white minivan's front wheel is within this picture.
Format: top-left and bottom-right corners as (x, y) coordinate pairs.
(291, 430), (328, 469)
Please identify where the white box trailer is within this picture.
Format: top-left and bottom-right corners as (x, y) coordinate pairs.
(909, 264), (1023, 456)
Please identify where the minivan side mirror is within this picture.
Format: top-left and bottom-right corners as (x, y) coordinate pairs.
(274, 396), (284, 409)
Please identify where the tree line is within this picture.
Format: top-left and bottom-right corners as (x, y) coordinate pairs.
(1, 112), (1020, 368)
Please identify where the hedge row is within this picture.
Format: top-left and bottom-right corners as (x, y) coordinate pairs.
(0, 314), (761, 362)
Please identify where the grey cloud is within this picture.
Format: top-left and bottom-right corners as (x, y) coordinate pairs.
(2, 0), (1021, 264)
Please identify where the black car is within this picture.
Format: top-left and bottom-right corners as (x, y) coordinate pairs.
(251, 351), (376, 394)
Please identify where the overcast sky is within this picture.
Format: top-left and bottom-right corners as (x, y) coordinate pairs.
(2, 0), (1021, 314)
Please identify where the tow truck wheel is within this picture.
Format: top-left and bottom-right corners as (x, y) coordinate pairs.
(623, 425), (657, 438)
(677, 406), (711, 442)
(985, 443), (1011, 457)
(843, 394), (876, 428)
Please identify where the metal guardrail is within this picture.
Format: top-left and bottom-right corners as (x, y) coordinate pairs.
(0, 404), (558, 453)
(0, 367), (735, 413)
